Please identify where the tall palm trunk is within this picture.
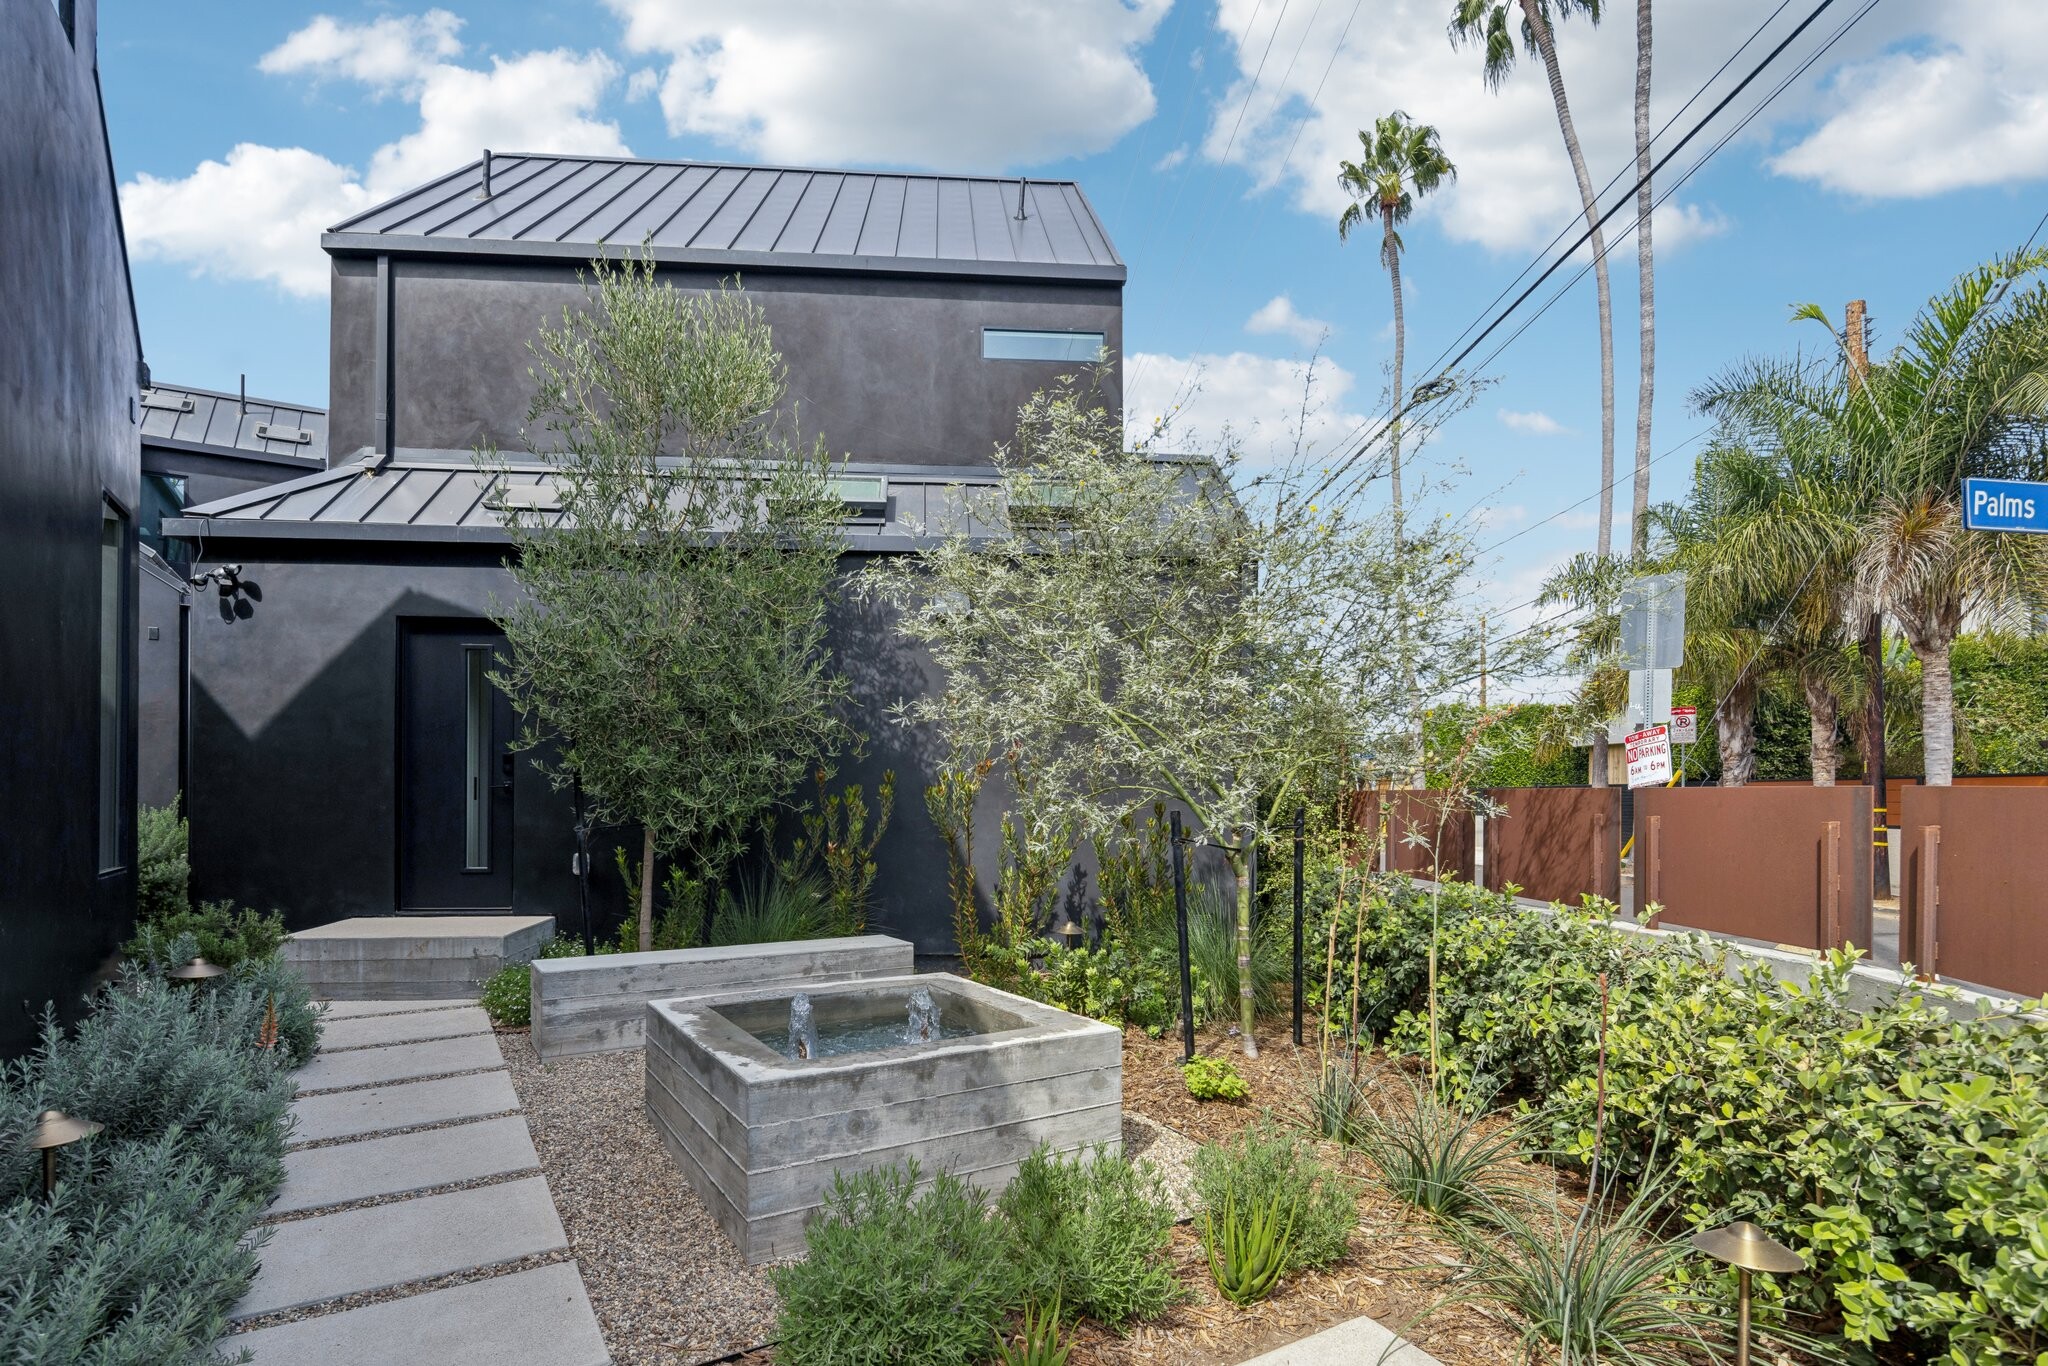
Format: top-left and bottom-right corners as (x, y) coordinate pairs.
(1802, 673), (1838, 786)
(1718, 679), (1758, 787)
(1630, 0), (1654, 557)
(1521, 0), (1618, 559)
(1385, 202), (1419, 776)
(1911, 637), (1957, 786)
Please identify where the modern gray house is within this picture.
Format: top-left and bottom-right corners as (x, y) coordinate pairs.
(1, 0), (147, 1053)
(171, 153), (1126, 952)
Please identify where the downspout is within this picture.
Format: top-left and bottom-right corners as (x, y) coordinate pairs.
(373, 253), (395, 460)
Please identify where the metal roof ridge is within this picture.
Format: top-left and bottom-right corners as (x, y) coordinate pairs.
(144, 380), (329, 415)
(459, 151), (1087, 188)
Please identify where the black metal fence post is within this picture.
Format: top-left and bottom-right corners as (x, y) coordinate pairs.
(1292, 806), (1305, 1046)
(1170, 810), (1195, 1065)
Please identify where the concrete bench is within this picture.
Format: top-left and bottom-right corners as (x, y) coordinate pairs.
(528, 935), (914, 1060)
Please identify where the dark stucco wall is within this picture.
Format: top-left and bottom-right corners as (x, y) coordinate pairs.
(183, 540), (1018, 953)
(0, 0), (143, 1054)
(137, 560), (188, 809)
(327, 255), (1121, 467)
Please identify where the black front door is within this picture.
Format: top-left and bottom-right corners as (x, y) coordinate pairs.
(398, 619), (515, 912)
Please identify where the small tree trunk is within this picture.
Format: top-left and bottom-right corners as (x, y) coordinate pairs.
(1235, 843), (1258, 1059)
(1718, 684), (1758, 787)
(1803, 673), (1838, 786)
(1523, 0), (1618, 560)
(639, 827), (656, 952)
(1914, 638), (1957, 786)
(1589, 732), (1610, 788)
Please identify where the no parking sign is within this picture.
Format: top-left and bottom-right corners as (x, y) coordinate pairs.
(1626, 725), (1672, 789)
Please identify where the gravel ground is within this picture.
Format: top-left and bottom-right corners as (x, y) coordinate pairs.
(500, 1033), (780, 1366)
(1122, 1111), (1199, 1220)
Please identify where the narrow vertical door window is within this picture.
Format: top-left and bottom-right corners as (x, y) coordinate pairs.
(98, 504), (128, 872)
(464, 646), (490, 870)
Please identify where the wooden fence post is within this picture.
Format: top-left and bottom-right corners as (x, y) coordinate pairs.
(1820, 821), (1841, 949)
(1914, 825), (1940, 982)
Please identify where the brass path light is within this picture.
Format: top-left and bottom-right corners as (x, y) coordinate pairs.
(28, 1109), (102, 1202)
(168, 956), (226, 984)
(1690, 1220), (1805, 1366)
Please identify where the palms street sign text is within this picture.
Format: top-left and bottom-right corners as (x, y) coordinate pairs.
(1962, 477), (2048, 533)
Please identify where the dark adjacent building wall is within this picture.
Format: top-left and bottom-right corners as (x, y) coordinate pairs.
(181, 538), (1021, 954)
(0, 0), (144, 1053)
(328, 256), (1121, 466)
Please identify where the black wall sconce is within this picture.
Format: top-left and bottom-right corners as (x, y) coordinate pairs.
(189, 564), (261, 622)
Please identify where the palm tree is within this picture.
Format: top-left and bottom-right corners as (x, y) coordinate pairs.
(1338, 111), (1457, 521)
(1631, 0), (1655, 558)
(1451, 0), (1617, 559)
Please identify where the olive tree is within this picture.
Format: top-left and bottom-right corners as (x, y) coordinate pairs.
(489, 253), (851, 950)
(862, 378), (1499, 1054)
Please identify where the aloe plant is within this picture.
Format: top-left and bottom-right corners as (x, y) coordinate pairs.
(1204, 1183), (1299, 1306)
(993, 1295), (1073, 1366)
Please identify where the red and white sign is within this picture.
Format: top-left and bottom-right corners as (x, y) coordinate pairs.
(1625, 725), (1672, 789)
(1669, 705), (1698, 745)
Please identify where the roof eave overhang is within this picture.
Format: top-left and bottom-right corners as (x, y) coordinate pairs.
(319, 231), (1127, 286)
(161, 516), (984, 555)
(142, 437), (327, 472)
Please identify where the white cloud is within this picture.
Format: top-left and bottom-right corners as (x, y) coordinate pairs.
(1153, 144), (1189, 172)
(122, 15), (627, 298)
(1197, 0), (1923, 252)
(257, 9), (464, 93)
(1499, 409), (1569, 436)
(1244, 294), (1331, 348)
(1473, 502), (1528, 530)
(1125, 349), (1366, 467)
(606, 0), (1170, 169)
(626, 67), (661, 102)
(1770, 1), (2048, 196)
(1649, 201), (1731, 253)
(122, 145), (375, 296)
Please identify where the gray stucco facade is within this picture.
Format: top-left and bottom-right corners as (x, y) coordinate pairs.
(0, 0), (145, 1053)
(327, 256), (1121, 467)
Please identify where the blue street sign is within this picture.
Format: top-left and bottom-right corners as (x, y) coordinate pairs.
(1962, 478), (2048, 533)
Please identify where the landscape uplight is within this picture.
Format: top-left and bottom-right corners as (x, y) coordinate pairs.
(1689, 1220), (1805, 1366)
(27, 1109), (102, 1202)
(168, 956), (227, 984)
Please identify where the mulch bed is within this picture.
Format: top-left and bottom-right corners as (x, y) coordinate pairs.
(506, 1013), (1588, 1366)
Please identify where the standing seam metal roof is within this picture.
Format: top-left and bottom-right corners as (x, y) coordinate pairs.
(324, 154), (1124, 283)
(139, 381), (328, 467)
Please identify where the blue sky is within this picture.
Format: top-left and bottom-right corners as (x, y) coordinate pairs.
(102, 0), (2048, 666)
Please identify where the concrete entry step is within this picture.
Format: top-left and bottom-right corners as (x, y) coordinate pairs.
(284, 915), (554, 1001)
(296, 1032), (505, 1094)
(290, 1070), (520, 1145)
(321, 998), (479, 1020)
(269, 1115), (539, 1217)
(321, 1006), (491, 1052)
(231, 1262), (608, 1365)
(232, 1176), (567, 1319)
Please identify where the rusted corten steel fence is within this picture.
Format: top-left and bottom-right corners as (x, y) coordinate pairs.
(1899, 786), (2048, 998)
(1483, 787), (1621, 906)
(1349, 790), (1476, 883)
(1633, 786), (1873, 953)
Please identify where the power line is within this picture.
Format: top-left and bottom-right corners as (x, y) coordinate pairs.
(1302, 0), (1874, 511)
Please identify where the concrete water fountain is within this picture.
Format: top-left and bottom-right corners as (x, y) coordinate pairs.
(644, 973), (1122, 1262)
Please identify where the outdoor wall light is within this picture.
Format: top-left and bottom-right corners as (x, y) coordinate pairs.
(168, 956), (226, 984)
(27, 1109), (102, 1202)
(1690, 1220), (1805, 1366)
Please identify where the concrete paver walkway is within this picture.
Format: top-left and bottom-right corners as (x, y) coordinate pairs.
(227, 1000), (609, 1364)
(1238, 1315), (1441, 1365)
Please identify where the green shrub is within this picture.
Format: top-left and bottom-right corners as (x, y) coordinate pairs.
(0, 966), (304, 1361)
(1184, 1056), (1250, 1103)
(993, 1295), (1074, 1366)
(998, 1146), (1182, 1327)
(136, 802), (191, 922)
(480, 963), (531, 1027)
(124, 899), (288, 971)
(1356, 1074), (1524, 1222)
(707, 872), (836, 946)
(772, 1162), (1021, 1365)
(1193, 1118), (1356, 1273)
(1203, 1174), (1296, 1305)
(1171, 887), (1287, 1021)
(1035, 938), (1188, 1035)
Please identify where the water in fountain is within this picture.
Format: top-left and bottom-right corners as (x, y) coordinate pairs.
(905, 985), (940, 1043)
(786, 993), (818, 1060)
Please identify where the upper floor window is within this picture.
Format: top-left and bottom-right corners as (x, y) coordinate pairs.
(982, 329), (1106, 363)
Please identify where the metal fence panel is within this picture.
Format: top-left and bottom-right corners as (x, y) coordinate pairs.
(1632, 786), (1873, 952)
(1349, 790), (1476, 882)
(1899, 786), (2048, 998)
(1483, 787), (1621, 905)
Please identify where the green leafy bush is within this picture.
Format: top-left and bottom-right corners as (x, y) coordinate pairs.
(773, 1162), (1021, 1365)
(1183, 1056), (1250, 1103)
(136, 802), (191, 921)
(0, 967), (307, 1361)
(998, 1146), (1182, 1327)
(1035, 938), (1188, 1035)
(124, 899), (287, 971)
(1193, 1118), (1356, 1273)
(480, 934), (606, 1028)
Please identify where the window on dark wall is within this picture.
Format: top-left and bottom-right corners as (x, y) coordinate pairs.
(982, 329), (1107, 363)
(98, 501), (129, 873)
